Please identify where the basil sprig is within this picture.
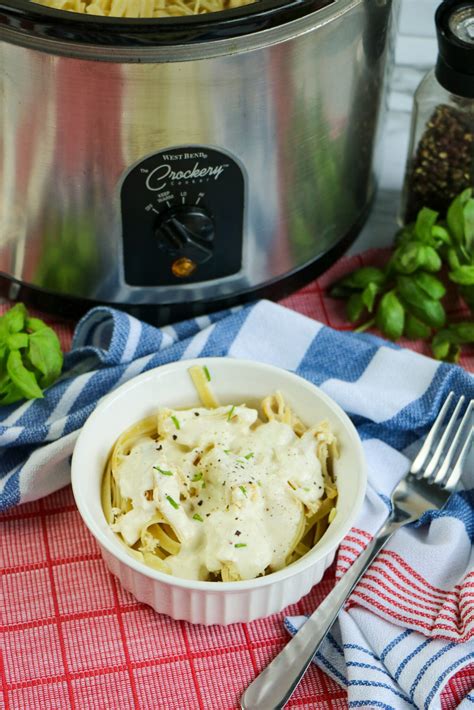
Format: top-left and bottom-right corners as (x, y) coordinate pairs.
(329, 189), (474, 363)
(0, 303), (63, 405)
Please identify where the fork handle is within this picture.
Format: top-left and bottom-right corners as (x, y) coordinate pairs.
(240, 524), (396, 710)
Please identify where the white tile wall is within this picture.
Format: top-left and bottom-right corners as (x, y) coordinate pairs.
(398, 0), (438, 38)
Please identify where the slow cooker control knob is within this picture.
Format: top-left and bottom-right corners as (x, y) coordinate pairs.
(155, 206), (214, 265)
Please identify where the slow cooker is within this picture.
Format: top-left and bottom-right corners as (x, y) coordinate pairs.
(0, 0), (395, 324)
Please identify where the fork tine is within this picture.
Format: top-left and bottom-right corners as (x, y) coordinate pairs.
(422, 395), (466, 480)
(433, 399), (473, 486)
(411, 391), (455, 475)
(443, 426), (473, 492)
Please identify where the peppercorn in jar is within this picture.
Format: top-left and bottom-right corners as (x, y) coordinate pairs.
(400, 0), (474, 224)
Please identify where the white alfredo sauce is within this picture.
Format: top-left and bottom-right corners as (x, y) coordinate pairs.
(111, 404), (327, 581)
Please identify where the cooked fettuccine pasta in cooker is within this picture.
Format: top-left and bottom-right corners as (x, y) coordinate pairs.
(102, 367), (338, 582)
(33, 0), (255, 17)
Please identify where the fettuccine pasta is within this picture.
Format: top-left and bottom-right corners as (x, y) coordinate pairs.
(33, 0), (255, 18)
(102, 365), (338, 581)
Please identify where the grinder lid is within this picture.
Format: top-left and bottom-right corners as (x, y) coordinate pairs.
(436, 0), (474, 97)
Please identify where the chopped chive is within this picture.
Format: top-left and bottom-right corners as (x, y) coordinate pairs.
(235, 543), (247, 548)
(227, 405), (235, 422)
(244, 452), (254, 460)
(171, 415), (180, 430)
(257, 481), (262, 487)
(192, 472), (203, 482)
(223, 449), (231, 454)
(193, 513), (204, 522)
(203, 366), (211, 382)
(166, 495), (179, 509)
(239, 485), (247, 497)
(202, 481), (207, 489)
(154, 466), (173, 476)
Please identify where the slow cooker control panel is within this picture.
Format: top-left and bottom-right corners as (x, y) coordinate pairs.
(121, 146), (244, 286)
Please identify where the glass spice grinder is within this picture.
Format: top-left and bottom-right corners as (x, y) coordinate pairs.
(401, 0), (474, 224)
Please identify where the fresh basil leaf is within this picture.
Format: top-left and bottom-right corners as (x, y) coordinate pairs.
(419, 245), (442, 272)
(447, 188), (472, 244)
(396, 276), (446, 328)
(446, 247), (461, 271)
(391, 242), (441, 274)
(0, 366), (10, 392)
(0, 351), (10, 392)
(361, 282), (380, 313)
(27, 328), (63, 388)
(344, 267), (386, 289)
(431, 225), (451, 245)
(346, 293), (366, 323)
(395, 224), (416, 246)
(6, 350), (43, 400)
(431, 333), (458, 362)
(26, 317), (49, 333)
(430, 323), (473, 362)
(7, 333), (29, 350)
(449, 265), (474, 286)
(412, 272), (446, 300)
(449, 344), (462, 363)
(406, 298), (446, 329)
(376, 291), (405, 340)
(396, 275), (425, 308)
(0, 303), (27, 335)
(414, 207), (438, 243)
(463, 198), (474, 254)
(0, 304), (64, 407)
(0, 381), (25, 406)
(0, 323), (8, 345)
(391, 243), (423, 274)
(444, 322), (474, 343)
(329, 266), (386, 298)
(404, 314), (431, 340)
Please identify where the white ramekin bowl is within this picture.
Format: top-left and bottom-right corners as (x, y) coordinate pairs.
(71, 357), (366, 625)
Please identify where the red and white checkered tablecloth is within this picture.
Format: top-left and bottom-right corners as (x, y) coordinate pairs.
(1, 250), (473, 710)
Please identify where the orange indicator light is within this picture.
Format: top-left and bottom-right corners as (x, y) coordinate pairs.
(171, 257), (197, 278)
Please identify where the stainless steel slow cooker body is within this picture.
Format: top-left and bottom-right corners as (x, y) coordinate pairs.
(0, 0), (394, 323)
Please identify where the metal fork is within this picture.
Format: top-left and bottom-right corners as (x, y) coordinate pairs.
(241, 392), (473, 710)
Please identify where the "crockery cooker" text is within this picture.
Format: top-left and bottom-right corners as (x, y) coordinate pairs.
(146, 162), (228, 192)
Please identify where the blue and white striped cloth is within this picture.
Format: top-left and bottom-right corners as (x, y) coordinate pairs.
(1, 299), (473, 708)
